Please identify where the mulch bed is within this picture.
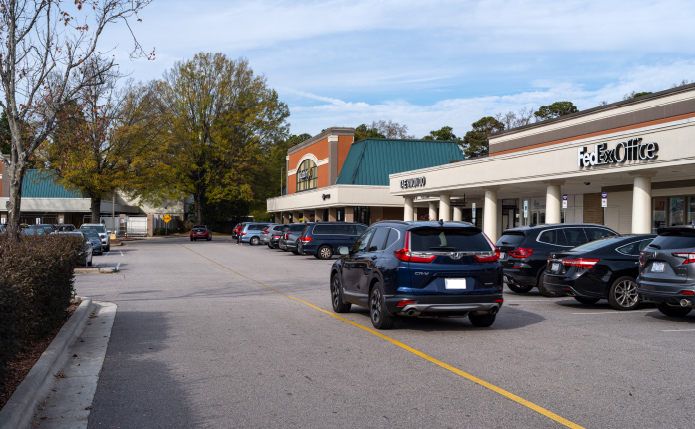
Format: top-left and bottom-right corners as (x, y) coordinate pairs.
(0, 299), (81, 410)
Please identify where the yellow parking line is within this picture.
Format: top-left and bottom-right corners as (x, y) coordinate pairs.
(181, 244), (584, 429)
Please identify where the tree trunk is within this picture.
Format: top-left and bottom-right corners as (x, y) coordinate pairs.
(5, 160), (25, 241)
(194, 192), (203, 225)
(91, 197), (101, 224)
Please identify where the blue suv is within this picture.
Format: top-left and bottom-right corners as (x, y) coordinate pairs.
(330, 221), (504, 329)
(298, 222), (368, 259)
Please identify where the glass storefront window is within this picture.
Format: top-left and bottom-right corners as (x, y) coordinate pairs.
(670, 197), (684, 226)
(688, 197), (695, 225)
(652, 197), (666, 233)
(296, 159), (318, 192)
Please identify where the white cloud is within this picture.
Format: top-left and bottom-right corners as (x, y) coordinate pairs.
(286, 60), (695, 137)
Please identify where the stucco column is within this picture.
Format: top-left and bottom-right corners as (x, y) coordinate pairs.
(453, 206), (463, 221)
(328, 207), (337, 221)
(544, 181), (564, 224)
(404, 197), (414, 222)
(483, 187), (500, 241)
(631, 172), (656, 234)
(282, 212), (290, 224)
(274, 212), (281, 223)
(439, 194), (451, 222)
(302, 209), (311, 223)
(292, 211), (300, 223)
(428, 202), (437, 221)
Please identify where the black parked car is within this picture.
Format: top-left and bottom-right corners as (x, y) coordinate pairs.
(638, 226), (695, 317)
(279, 223), (309, 254)
(543, 234), (655, 310)
(298, 222), (368, 259)
(496, 223), (619, 297)
(330, 221), (504, 329)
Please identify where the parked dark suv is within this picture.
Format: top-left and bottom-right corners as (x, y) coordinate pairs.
(279, 223), (309, 254)
(638, 226), (695, 317)
(496, 223), (619, 296)
(298, 222), (368, 259)
(330, 220), (504, 329)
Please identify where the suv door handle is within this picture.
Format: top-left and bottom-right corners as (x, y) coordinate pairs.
(371, 255), (378, 260)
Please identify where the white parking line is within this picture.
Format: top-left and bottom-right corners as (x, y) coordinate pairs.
(506, 299), (566, 302)
(92, 262), (99, 267)
(116, 263), (121, 271)
(572, 310), (653, 315)
(120, 250), (124, 256)
(662, 329), (695, 332)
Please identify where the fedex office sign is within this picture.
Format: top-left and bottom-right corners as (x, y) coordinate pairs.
(578, 138), (658, 168)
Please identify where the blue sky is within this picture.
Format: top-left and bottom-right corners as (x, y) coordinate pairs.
(101, 0), (695, 138)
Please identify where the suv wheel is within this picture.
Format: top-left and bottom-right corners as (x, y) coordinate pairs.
(574, 297), (600, 305)
(250, 236), (260, 245)
(104, 244), (110, 252)
(656, 303), (692, 317)
(507, 283), (533, 294)
(469, 313), (496, 327)
(330, 274), (351, 313)
(608, 277), (639, 310)
(317, 245), (333, 260)
(370, 282), (395, 329)
(536, 271), (562, 297)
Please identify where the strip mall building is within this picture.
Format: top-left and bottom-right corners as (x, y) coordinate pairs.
(269, 84), (695, 241)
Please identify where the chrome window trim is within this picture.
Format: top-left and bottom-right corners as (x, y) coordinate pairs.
(383, 228), (401, 251)
(615, 240), (641, 255)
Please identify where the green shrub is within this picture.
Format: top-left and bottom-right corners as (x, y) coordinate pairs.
(0, 234), (83, 386)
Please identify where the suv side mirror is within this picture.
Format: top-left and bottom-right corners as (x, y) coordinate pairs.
(338, 246), (350, 256)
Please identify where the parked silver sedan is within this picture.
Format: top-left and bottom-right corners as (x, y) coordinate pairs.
(260, 224), (285, 245)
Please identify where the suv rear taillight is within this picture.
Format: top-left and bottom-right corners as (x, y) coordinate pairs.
(508, 248), (533, 258)
(562, 259), (599, 268)
(474, 249), (500, 263)
(672, 252), (695, 264)
(262, 227), (269, 234)
(300, 237), (312, 242)
(285, 233), (290, 240)
(241, 232), (247, 236)
(639, 251), (646, 267)
(393, 231), (436, 263)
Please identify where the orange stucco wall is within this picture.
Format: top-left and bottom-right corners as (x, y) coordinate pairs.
(286, 133), (355, 195)
(288, 139), (328, 173)
(337, 135), (353, 174)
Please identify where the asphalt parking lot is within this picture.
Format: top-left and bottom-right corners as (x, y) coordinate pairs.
(75, 236), (695, 428)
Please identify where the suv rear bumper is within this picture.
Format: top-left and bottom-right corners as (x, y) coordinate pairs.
(503, 269), (537, 287)
(385, 294), (503, 317)
(638, 288), (695, 306)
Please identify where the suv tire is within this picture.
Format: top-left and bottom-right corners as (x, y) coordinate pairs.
(370, 282), (395, 329)
(656, 303), (692, 318)
(331, 274), (351, 313)
(291, 250), (300, 255)
(608, 276), (639, 311)
(469, 313), (496, 327)
(536, 271), (562, 297)
(317, 245), (333, 260)
(250, 236), (260, 245)
(104, 244), (110, 252)
(574, 297), (600, 305)
(507, 283), (533, 294)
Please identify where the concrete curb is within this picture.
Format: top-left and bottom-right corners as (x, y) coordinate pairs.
(75, 267), (119, 274)
(0, 298), (94, 429)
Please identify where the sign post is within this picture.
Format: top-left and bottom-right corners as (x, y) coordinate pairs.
(163, 214), (171, 236)
(601, 192), (608, 225)
(562, 194), (568, 223)
(523, 200), (528, 225)
(471, 203), (476, 226)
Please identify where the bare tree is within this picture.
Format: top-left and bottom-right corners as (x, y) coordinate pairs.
(672, 79), (694, 88)
(369, 119), (415, 139)
(0, 0), (153, 240)
(599, 101), (608, 106)
(494, 107), (535, 130)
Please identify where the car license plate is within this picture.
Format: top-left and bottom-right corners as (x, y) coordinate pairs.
(499, 252), (506, 259)
(445, 278), (468, 290)
(551, 262), (560, 272)
(651, 262), (665, 273)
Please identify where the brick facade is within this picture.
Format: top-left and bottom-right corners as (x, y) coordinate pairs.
(583, 193), (604, 225)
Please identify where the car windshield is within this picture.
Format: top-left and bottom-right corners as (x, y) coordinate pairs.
(570, 236), (624, 252)
(410, 228), (491, 252)
(23, 228), (45, 235)
(650, 232), (695, 249)
(80, 229), (100, 239)
(81, 225), (106, 233)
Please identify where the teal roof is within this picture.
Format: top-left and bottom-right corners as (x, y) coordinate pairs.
(22, 170), (84, 198)
(335, 139), (464, 186)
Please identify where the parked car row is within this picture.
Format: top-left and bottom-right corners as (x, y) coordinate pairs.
(234, 219), (695, 329)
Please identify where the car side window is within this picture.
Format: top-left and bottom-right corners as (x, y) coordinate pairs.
(586, 227), (616, 241)
(636, 239), (653, 253)
(537, 229), (557, 245)
(384, 228), (400, 250)
(352, 228), (375, 254)
(562, 228), (588, 247)
(368, 227), (390, 252)
(355, 225), (367, 235)
(617, 242), (637, 255)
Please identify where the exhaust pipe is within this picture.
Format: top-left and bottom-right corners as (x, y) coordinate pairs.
(680, 299), (691, 307)
(406, 309), (417, 316)
(489, 306), (498, 315)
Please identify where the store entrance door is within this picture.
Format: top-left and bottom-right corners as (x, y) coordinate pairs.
(501, 200), (519, 230)
(529, 210), (546, 225)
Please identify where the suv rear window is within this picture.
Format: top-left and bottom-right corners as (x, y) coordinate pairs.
(650, 231), (695, 249)
(313, 224), (334, 235)
(496, 232), (525, 247)
(410, 228), (491, 252)
(290, 224), (307, 232)
(192, 228), (206, 232)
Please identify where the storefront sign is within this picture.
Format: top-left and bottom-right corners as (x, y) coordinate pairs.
(472, 203), (476, 220)
(297, 169), (312, 181)
(578, 138), (658, 168)
(400, 176), (426, 189)
(602, 192), (608, 208)
(562, 194), (568, 209)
